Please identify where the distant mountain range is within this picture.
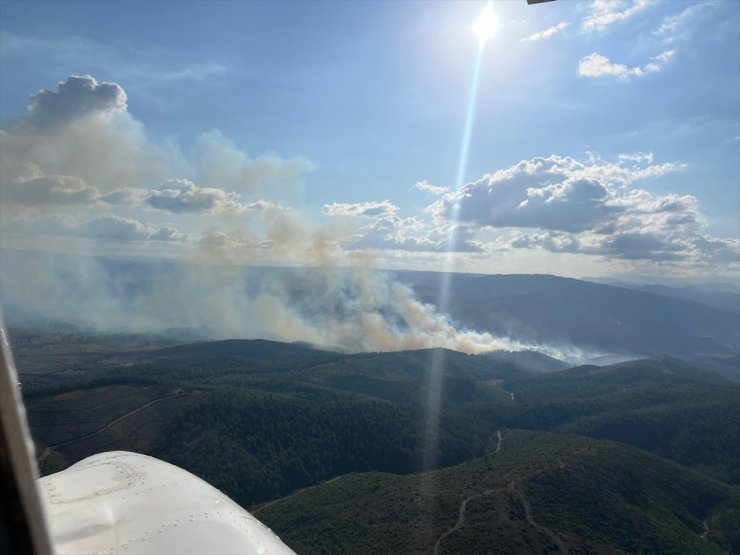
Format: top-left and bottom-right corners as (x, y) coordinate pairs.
(394, 271), (740, 362)
(2, 249), (738, 367)
(587, 277), (740, 312)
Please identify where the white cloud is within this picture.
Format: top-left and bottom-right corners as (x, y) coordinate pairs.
(0, 75), (315, 204)
(308, 152), (716, 265)
(82, 214), (154, 241)
(0, 72), (320, 257)
(1, 82), (172, 192)
(322, 200), (398, 218)
(27, 75), (127, 127)
(147, 179), (244, 214)
(581, 0), (652, 32)
(419, 152), (738, 265)
(2, 214), (187, 242)
(346, 215), (440, 252)
(578, 49), (675, 79)
(521, 22), (569, 42)
(101, 187), (150, 206)
(643, 49), (676, 73)
(413, 180), (449, 196)
(579, 53), (644, 78)
(653, 3), (703, 36)
(618, 151), (654, 163)
(428, 154), (683, 233)
(425, 153), (738, 266)
(0, 162), (100, 206)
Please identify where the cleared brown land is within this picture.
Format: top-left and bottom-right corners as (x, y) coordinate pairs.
(26, 384), (206, 474)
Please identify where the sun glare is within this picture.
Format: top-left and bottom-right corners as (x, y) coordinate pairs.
(472, 2), (498, 44)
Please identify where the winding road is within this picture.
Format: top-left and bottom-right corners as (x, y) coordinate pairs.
(433, 430), (503, 555)
(433, 429), (568, 555)
(509, 481), (569, 554)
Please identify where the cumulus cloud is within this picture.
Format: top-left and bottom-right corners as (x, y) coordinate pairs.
(602, 231), (687, 260)
(521, 22), (569, 42)
(440, 153), (739, 266)
(437, 174), (613, 233)
(27, 75), (127, 127)
(1, 214), (187, 243)
(323, 153), (694, 260)
(578, 49), (675, 79)
(581, 0), (652, 32)
(579, 53), (643, 78)
(79, 215), (186, 242)
(428, 154), (676, 232)
(1, 87), (170, 192)
(322, 200), (398, 218)
(423, 153), (736, 265)
(347, 215), (439, 252)
(150, 225), (188, 242)
(82, 214), (153, 241)
(101, 187), (150, 206)
(147, 179), (244, 214)
(0, 75), (315, 217)
(0, 163), (100, 206)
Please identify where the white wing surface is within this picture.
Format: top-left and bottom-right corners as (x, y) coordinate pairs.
(39, 451), (296, 555)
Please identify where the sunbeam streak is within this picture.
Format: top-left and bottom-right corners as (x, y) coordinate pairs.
(422, 6), (493, 474)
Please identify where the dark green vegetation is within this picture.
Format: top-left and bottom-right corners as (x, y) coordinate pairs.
(23, 340), (515, 504)
(257, 430), (740, 555)
(499, 357), (740, 484)
(17, 334), (740, 554)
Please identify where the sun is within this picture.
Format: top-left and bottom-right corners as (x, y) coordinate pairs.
(472, 2), (498, 45)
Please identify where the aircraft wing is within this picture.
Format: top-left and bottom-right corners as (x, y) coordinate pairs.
(1, 310), (295, 555)
(39, 451), (296, 555)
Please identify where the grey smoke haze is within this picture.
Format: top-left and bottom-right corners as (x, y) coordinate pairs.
(0, 75), (602, 362)
(0, 249), (592, 361)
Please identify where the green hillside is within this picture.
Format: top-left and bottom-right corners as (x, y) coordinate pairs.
(257, 430), (740, 555)
(20, 338), (740, 554)
(498, 357), (740, 483)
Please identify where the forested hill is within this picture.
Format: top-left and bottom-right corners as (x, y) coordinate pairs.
(256, 430), (740, 555)
(23, 337), (740, 503)
(395, 271), (740, 360)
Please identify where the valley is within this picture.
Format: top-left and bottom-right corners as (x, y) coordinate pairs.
(14, 330), (740, 554)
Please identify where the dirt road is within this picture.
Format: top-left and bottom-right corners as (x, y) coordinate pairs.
(433, 429), (503, 555)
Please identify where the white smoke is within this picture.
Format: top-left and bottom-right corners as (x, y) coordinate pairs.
(0, 75), (591, 361)
(0, 247), (595, 359)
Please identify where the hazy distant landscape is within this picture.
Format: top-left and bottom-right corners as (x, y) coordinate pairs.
(2, 0), (740, 552)
(2, 246), (736, 550)
(4, 248), (739, 366)
(4, 249), (740, 553)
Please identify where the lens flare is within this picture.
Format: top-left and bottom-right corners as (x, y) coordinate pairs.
(421, 7), (494, 480)
(472, 2), (498, 44)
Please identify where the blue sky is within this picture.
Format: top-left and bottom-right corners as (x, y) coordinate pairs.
(1, 0), (738, 281)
